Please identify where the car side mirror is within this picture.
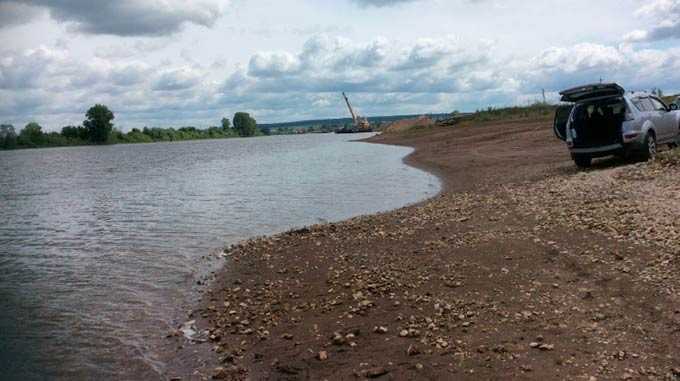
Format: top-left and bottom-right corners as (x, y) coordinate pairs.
(670, 103), (679, 111)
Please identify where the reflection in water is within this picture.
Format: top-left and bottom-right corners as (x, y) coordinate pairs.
(0, 133), (439, 380)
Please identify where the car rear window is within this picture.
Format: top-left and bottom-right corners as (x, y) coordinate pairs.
(572, 98), (627, 123)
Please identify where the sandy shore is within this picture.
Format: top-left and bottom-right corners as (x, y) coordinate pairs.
(166, 117), (680, 380)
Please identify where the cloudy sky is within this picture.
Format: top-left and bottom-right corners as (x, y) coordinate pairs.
(1, 0), (680, 131)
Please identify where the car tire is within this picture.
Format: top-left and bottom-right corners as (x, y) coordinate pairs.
(573, 154), (592, 168)
(640, 132), (657, 161)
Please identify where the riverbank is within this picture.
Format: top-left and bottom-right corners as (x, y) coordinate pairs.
(167, 117), (680, 380)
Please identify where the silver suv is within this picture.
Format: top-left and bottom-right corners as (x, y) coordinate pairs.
(554, 83), (680, 168)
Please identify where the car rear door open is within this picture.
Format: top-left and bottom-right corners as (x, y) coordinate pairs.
(554, 104), (573, 141)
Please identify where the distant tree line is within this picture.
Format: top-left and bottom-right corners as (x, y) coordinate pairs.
(0, 105), (263, 150)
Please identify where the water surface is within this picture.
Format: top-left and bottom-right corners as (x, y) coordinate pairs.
(0, 133), (439, 380)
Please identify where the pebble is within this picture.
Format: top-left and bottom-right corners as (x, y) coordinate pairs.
(332, 332), (346, 345)
(362, 367), (389, 378)
(212, 367), (228, 379)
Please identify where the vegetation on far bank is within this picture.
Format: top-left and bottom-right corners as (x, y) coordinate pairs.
(0, 105), (263, 151)
(466, 102), (556, 122)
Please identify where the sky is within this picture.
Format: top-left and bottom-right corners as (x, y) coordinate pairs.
(1, 0), (680, 131)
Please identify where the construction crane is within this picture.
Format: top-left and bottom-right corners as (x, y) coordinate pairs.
(338, 92), (371, 133)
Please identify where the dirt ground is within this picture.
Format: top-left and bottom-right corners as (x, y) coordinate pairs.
(166, 118), (680, 380)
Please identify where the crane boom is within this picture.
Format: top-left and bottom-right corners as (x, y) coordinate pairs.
(336, 91), (371, 133)
(342, 92), (358, 123)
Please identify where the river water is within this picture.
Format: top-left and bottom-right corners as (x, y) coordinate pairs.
(0, 133), (439, 380)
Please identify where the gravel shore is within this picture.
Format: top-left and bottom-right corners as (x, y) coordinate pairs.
(167, 118), (680, 380)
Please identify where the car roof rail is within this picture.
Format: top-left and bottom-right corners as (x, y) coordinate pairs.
(628, 90), (651, 97)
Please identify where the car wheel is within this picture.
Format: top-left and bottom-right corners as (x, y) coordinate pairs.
(640, 133), (657, 161)
(573, 155), (592, 168)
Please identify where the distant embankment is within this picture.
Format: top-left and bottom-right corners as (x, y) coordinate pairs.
(383, 116), (436, 133)
(259, 113), (451, 134)
(380, 103), (558, 135)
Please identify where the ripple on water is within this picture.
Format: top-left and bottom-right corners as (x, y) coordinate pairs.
(0, 133), (439, 379)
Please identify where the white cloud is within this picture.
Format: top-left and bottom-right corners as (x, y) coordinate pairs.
(1, 1), (680, 130)
(108, 64), (152, 87)
(521, 42), (680, 92)
(0, 1), (44, 27)
(152, 67), (203, 91)
(0, 34), (503, 129)
(3, 32), (680, 131)
(623, 29), (649, 42)
(0, 46), (67, 89)
(351, 0), (420, 7)
(248, 52), (301, 78)
(531, 43), (624, 73)
(625, 0), (680, 42)
(0, 0), (225, 36)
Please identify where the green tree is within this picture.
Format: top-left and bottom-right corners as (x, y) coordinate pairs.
(18, 122), (44, 147)
(0, 124), (17, 149)
(61, 125), (78, 139)
(44, 132), (67, 147)
(233, 112), (258, 137)
(126, 129), (153, 143)
(61, 125), (89, 141)
(207, 126), (224, 138)
(221, 117), (231, 130)
(84, 104), (114, 144)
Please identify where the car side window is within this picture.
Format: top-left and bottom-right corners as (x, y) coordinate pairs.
(640, 98), (656, 112)
(632, 99), (645, 112)
(649, 97), (667, 111)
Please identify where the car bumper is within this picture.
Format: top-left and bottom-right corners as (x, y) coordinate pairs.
(568, 141), (647, 158)
(622, 131), (645, 145)
(569, 143), (624, 157)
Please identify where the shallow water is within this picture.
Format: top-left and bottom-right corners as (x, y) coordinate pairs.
(0, 133), (439, 380)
